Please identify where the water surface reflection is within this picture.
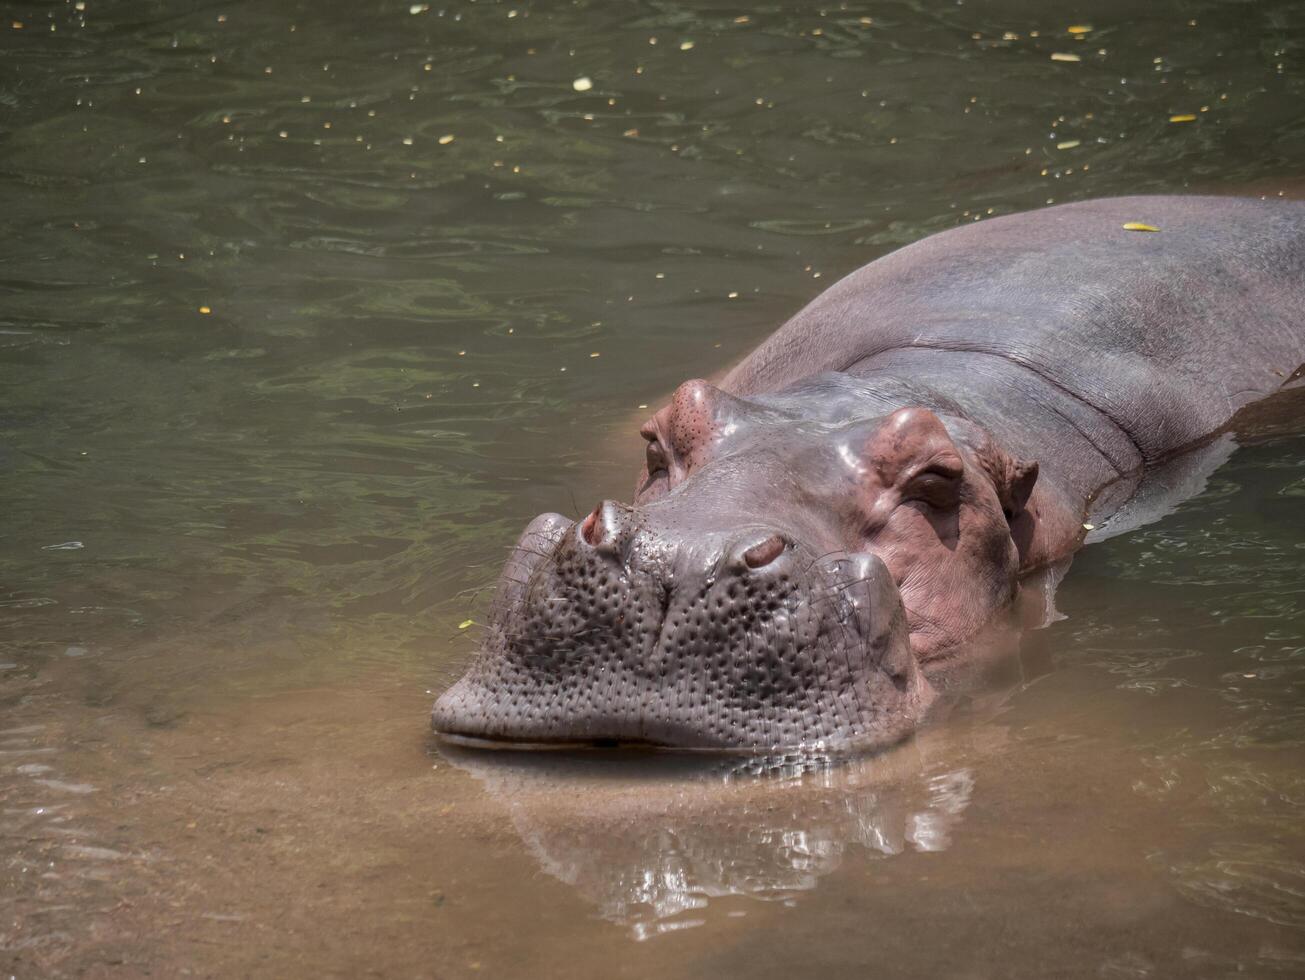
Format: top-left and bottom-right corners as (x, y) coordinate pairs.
(442, 740), (983, 939)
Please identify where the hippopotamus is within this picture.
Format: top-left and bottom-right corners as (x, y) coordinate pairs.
(432, 195), (1305, 751)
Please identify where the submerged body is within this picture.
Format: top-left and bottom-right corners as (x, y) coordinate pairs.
(433, 195), (1305, 751)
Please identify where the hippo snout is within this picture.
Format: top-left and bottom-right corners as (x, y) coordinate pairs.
(575, 499), (794, 596)
(432, 497), (934, 751)
(578, 499), (789, 574)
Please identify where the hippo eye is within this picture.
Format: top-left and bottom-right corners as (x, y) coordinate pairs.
(903, 455), (963, 508)
(645, 438), (669, 477)
(637, 436), (672, 499)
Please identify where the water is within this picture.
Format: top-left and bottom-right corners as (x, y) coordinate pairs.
(2, 0), (1304, 974)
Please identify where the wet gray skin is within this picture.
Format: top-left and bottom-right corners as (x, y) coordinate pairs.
(432, 483), (921, 750)
(434, 195), (1305, 751)
(432, 391), (1026, 751)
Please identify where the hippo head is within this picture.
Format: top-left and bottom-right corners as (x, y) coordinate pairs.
(433, 379), (1039, 751)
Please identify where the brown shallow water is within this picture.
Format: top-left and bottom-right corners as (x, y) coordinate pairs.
(3, 0), (1305, 976)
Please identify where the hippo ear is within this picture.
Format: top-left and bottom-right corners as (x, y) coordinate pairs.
(1001, 458), (1039, 518)
(978, 444), (1038, 519)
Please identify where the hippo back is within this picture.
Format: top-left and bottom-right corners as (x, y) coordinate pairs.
(723, 195), (1305, 466)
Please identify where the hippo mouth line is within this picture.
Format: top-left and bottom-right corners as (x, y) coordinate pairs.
(433, 723), (918, 757)
(433, 730), (794, 755)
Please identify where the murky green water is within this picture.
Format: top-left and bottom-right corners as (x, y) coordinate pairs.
(3, 0), (1305, 975)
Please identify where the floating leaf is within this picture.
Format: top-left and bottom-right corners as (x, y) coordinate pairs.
(1122, 222), (1160, 232)
(1169, 113), (1197, 123)
(1050, 52), (1081, 62)
(572, 76), (593, 92)
(1067, 25), (1092, 34)
(458, 619), (474, 630)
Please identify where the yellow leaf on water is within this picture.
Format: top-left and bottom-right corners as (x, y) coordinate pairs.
(1050, 52), (1081, 62)
(1067, 24), (1092, 34)
(458, 619), (474, 630)
(198, 306), (212, 314)
(1169, 113), (1197, 123)
(1122, 222), (1160, 232)
(1056, 139), (1081, 150)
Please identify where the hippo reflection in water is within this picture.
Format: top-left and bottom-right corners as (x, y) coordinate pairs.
(440, 736), (987, 939)
(433, 196), (1305, 751)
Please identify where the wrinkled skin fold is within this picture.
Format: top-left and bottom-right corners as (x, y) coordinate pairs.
(434, 195), (1305, 751)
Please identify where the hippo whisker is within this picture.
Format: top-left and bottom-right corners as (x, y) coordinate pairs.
(565, 486), (583, 521)
(506, 545), (563, 566)
(800, 548), (852, 575)
(804, 572), (865, 738)
(803, 576), (876, 611)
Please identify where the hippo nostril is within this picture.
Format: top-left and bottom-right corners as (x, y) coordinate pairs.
(581, 500), (629, 551)
(743, 534), (786, 570)
(580, 505), (603, 546)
